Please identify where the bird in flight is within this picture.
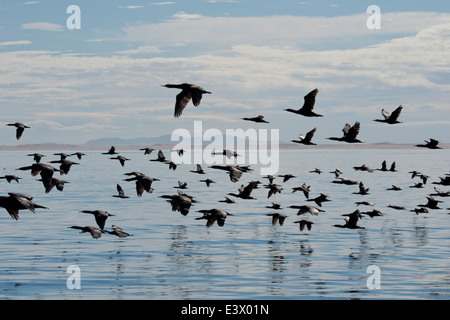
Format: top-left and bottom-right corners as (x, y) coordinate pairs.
(6, 122), (30, 140)
(162, 83), (211, 118)
(284, 89), (322, 117)
(373, 105), (403, 124)
(327, 122), (363, 143)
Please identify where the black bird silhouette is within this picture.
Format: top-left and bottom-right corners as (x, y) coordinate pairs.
(354, 181), (370, 195)
(200, 178), (215, 187)
(410, 208), (429, 215)
(416, 138), (442, 149)
(284, 89), (322, 117)
(418, 196), (443, 210)
(219, 197), (235, 204)
(264, 183), (283, 199)
(210, 165), (249, 182)
(140, 147), (155, 155)
(102, 146), (118, 155)
(102, 225), (133, 238)
(267, 213), (287, 226)
(150, 150), (166, 162)
(387, 185), (402, 191)
(50, 159), (79, 175)
(332, 177), (359, 185)
(373, 105), (403, 124)
(17, 162), (59, 180)
(353, 164), (374, 172)
(278, 174), (296, 182)
(174, 181), (188, 189)
(69, 226), (102, 239)
(288, 204), (324, 216)
(54, 152), (70, 160)
(334, 209), (364, 229)
(430, 187), (450, 197)
(38, 177), (69, 193)
(292, 183), (310, 199)
(291, 127), (317, 145)
(0, 175), (21, 183)
(190, 164), (206, 174)
(330, 168), (343, 178)
(27, 153), (45, 163)
(113, 184), (129, 198)
(307, 193), (331, 207)
(241, 115), (269, 123)
(212, 149), (240, 159)
(388, 204), (406, 210)
(123, 172), (160, 197)
(227, 181), (259, 200)
(160, 190), (197, 216)
(80, 210), (115, 230)
(110, 155), (130, 167)
(70, 152), (86, 160)
(327, 122), (363, 143)
(294, 220), (314, 231)
(360, 209), (383, 218)
(195, 209), (233, 227)
(6, 122), (30, 140)
(266, 202), (282, 210)
(0, 192), (48, 220)
(162, 83), (211, 118)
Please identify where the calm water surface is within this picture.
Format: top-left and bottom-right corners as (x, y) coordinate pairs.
(0, 147), (449, 300)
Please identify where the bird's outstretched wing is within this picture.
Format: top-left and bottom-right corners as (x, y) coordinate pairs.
(174, 90), (192, 118)
(300, 89), (318, 112)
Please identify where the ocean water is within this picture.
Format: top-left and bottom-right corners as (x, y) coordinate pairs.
(0, 147), (449, 300)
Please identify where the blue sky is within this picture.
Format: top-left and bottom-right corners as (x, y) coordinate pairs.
(0, 0), (449, 145)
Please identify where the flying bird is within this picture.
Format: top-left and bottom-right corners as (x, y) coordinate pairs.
(6, 122), (30, 140)
(327, 122), (363, 143)
(80, 210), (115, 230)
(102, 146), (118, 155)
(267, 213), (287, 226)
(159, 190), (197, 216)
(334, 209), (364, 229)
(162, 83), (211, 118)
(291, 127), (317, 145)
(0, 175), (22, 183)
(113, 184), (129, 199)
(307, 193), (331, 207)
(123, 172), (160, 197)
(195, 209), (233, 227)
(101, 225), (133, 238)
(69, 226), (102, 239)
(416, 139), (442, 149)
(0, 192), (48, 220)
(284, 88), (322, 117)
(110, 155), (130, 167)
(241, 115), (269, 123)
(294, 220), (314, 231)
(373, 105), (403, 124)
(288, 204), (324, 216)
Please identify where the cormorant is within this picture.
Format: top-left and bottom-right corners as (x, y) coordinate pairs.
(162, 83), (211, 118)
(373, 105), (403, 124)
(284, 89), (322, 117)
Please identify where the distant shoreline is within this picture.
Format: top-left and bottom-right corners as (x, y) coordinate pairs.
(0, 143), (447, 151)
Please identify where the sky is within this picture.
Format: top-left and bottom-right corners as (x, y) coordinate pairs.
(0, 0), (449, 146)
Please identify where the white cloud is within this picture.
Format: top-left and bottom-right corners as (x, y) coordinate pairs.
(120, 11), (450, 49)
(21, 22), (64, 32)
(150, 2), (175, 5)
(115, 45), (163, 55)
(0, 40), (32, 46)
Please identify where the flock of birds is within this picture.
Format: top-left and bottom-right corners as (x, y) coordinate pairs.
(1, 84), (448, 239)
